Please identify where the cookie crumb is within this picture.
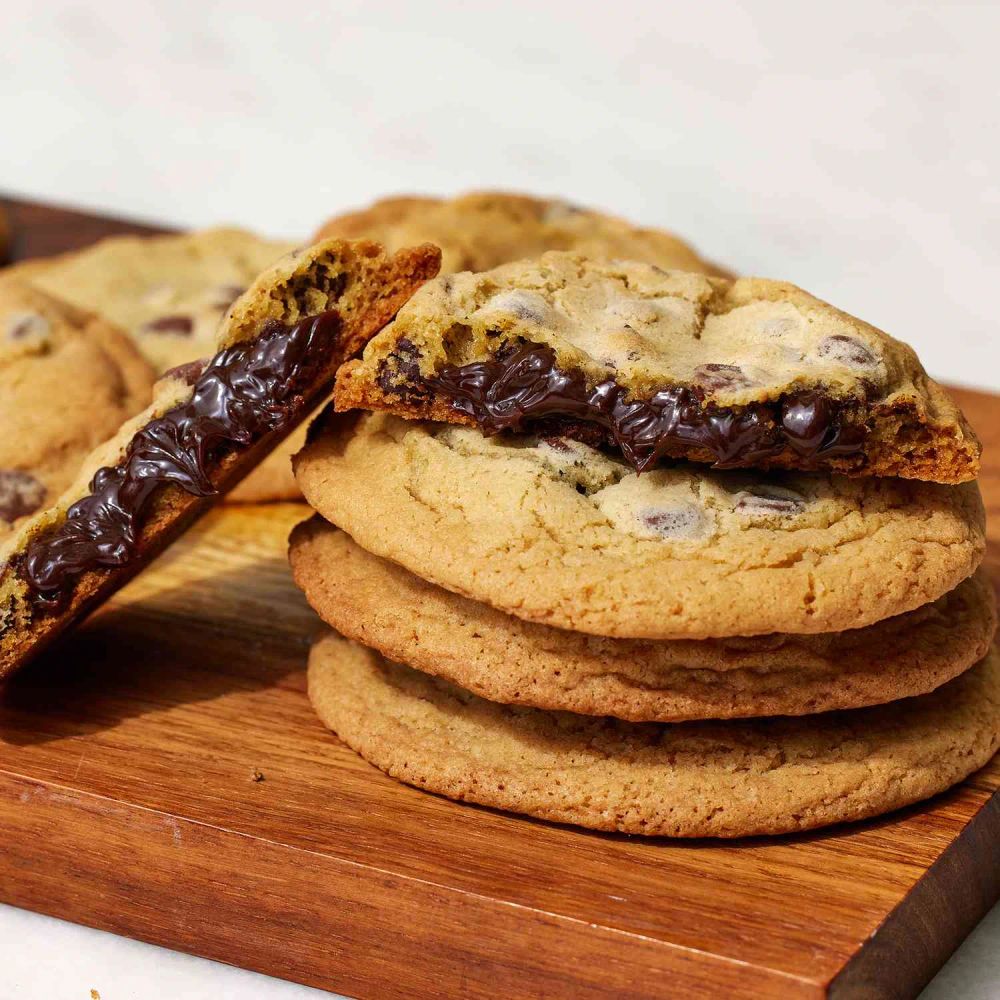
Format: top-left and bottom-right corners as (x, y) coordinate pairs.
(251, 769), (265, 783)
(90, 990), (101, 1000)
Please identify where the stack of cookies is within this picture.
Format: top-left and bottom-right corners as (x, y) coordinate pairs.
(290, 252), (999, 838)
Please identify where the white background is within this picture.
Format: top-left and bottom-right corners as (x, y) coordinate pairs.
(1, 1), (998, 997)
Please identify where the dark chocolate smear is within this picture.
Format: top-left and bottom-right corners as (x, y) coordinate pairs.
(20, 311), (341, 611)
(416, 343), (866, 473)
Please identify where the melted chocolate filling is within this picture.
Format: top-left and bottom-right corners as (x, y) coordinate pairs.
(20, 311), (341, 611)
(408, 343), (867, 472)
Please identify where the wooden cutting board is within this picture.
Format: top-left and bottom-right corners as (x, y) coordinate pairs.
(0, 196), (997, 1000)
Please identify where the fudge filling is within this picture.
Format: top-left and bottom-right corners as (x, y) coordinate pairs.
(391, 342), (867, 472)
(20, 310), (342, 611)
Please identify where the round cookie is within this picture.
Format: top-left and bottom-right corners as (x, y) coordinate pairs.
(308, 633), (1000, 838)
(0, 280), (155, 533)
(294, 412), (986, 640)
(290, 518), (997, 720)
(315, 191), (728, 277)
(13, 227), (299, 503)
(334, 252), (979, 485)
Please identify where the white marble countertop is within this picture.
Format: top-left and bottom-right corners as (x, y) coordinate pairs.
(1, 0), (997, 996)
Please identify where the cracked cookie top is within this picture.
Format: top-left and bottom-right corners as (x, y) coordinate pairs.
(334, 253), (980, 483)
(294, 411), (985, 640)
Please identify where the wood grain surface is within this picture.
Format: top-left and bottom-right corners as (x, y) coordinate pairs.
(0, 197), (996, 1000)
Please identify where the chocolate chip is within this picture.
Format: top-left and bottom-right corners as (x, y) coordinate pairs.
(161, 359), (208, 385)
(639, 504), (705, 539)
(733, 485), (807, 515)
(692, 363), (757, 392)
(0, 470), (46, 522)
(817, 334), (877, 367)
(376, 337), (426, 400)
(6, 313), (50, 342)
(143, 315), (194, 335)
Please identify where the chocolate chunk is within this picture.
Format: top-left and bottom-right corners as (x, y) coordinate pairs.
(692, 363), (757, 393)
(817, 334), (877, 367)
(19, 311), (342, 612)
(161, 359), (208, 385)
(376, 337), (427, 400)
(0, 470), (46, 522)
(733, 485), (807, 515)
(6, 313), (50, 342)
(421, 343), (867, 473)
(640, 504), (705, 539)
(143, 315), (194, 336)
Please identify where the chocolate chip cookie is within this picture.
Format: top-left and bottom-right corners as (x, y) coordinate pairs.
(334, 253), (979, 484)
(294, 412), (984, 640)
(290, 517), (997, 720)
(0, 238), (440, 678)
(0, 280), (155, 533)
(315, 191), (728, 276)
(308, 632), (1000, 837)
(11, 227), (301, 502)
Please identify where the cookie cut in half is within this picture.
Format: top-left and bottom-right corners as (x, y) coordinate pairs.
(308, 632), (1000, 838)
(0, 280), (155, 534)
(0, 239), (440, 678)
(315, 190), (728, 276)
(334, 253), (979, 483)
(8, 227), (301, 502)
(294, 412), (985, 640)
(290, 518), (997, 720)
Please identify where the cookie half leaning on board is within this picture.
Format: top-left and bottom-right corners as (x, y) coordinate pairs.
(0, 238), (440, 678)
(334, 253), (980, 483)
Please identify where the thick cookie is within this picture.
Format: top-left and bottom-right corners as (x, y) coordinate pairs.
(308, 632), (1000, 838)
(294, 413), (985, 640)
(0, 239), (440, 678)
(290, 518), (997, 720)
(315, 191), (727, 276)
(11, 227), (300, 503)
(335, 254), (979, 484)
(0, 280), (155, 533)
(18, 227), (296, 372)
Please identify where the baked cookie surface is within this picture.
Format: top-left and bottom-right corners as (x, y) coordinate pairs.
(308, 632), (1000, 838)
(315, 191), (726, 277)
(335, 253), (979, 484)
(0, 239), (439, 678)
(294, 412), (985, 640)
(0, 280), (155, 533)
(13, 227), (300, 502)
(290, 518), (997, 720)
(19, 227), (296, 373)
